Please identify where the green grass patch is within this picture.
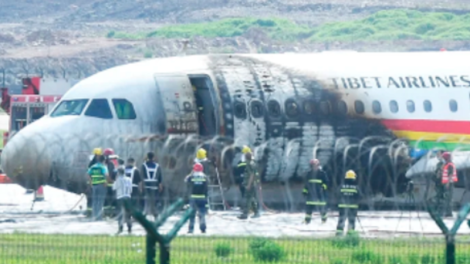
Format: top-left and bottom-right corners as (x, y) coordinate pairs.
(108, 9), (470, 43)
(214, 242), (232, 258)
(0, 233), (467, 264)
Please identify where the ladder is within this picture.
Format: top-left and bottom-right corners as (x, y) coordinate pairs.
(207, 167), (227, 211)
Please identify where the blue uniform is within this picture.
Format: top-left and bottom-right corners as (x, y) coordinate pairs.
(186, 172), (208, 233)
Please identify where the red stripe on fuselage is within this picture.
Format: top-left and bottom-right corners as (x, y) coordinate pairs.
(381, 119), (470, 134)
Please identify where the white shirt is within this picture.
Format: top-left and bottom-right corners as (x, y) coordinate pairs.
(113, 175), (132, 199)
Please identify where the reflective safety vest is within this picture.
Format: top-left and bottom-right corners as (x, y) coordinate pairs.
(125, 166), (138, 188)
(189, 172), (207, 199)
(143, 162), (160, 190)
(90, 165), (106, 185)
(338, 184), (359, 209)
(442, 162), (458, 184)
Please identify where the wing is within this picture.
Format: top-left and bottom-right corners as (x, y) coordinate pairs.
(406, 151), (470, 178)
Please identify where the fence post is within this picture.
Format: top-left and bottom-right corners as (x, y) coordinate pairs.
(124, 198), (195, 264)
(426, 203), (470, 264)
(159, 242), (170, 264)
(147, 235), (157, 264)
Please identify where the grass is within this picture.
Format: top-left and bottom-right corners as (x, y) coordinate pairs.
(2, 233), (470, 264)
(108, 9), (470, 43)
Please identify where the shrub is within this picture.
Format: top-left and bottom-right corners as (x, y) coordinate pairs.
(249, 238), (286, 262)
(214, 242), (232, 258)
(351, 249), (381, 263)
(106, 31), (115, 38)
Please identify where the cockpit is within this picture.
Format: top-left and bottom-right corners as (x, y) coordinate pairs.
(50, 98), (136, 120)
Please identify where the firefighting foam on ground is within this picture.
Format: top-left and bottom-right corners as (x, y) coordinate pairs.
(1, 184), (469, 238)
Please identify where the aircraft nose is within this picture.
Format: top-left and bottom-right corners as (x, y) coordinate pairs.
(1, 131), (52, 190)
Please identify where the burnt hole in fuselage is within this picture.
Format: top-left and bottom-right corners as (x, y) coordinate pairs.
(209, 55), (407, 204)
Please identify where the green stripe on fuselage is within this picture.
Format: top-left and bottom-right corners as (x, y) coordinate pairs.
(409, 140), (470, 151)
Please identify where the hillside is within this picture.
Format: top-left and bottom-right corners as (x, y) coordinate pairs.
(0, 0), (469, 85)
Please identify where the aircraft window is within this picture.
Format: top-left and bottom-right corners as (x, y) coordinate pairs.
(303, 100), (315, 115)
(372, 100), (381, 114)
(354, 100), (364, 114)
(449, 99), (458, 112)
(319, 101), (330, 115)
(336, 100), (348, 115)
(423, 100), (432, 112)
(84, 99), (113, 119)
(250, 100), (264, 118)
(50, 99), (89, 117)
(233, 101), (247, 119)
(112, 99), (137, 120)
(285, 99), (299, 117)
(267, 100), (281, 117)
(406, 100), (415, 113)
(389, 100), (399, 113)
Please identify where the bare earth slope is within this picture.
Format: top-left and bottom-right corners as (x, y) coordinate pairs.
(0, 0), (468, 84)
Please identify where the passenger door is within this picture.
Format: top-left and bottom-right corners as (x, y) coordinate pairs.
(153, 74), (198, 135)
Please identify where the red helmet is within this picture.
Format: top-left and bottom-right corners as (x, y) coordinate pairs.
(442, 152), (451, 162)
(193, 163), (203, 172)
(309, 159), (320, 165)
(103, 148), (114, 156)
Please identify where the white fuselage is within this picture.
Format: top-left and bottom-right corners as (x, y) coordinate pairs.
(2, 51), (470, 205)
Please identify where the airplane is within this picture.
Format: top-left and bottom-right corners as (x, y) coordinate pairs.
(2, 51), (470, 211)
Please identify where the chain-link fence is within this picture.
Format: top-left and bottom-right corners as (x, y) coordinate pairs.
(1, 131), (470, 263)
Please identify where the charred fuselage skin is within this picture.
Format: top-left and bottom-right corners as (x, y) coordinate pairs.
(208, 55), (406, 207)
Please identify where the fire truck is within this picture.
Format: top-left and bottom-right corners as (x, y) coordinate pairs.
(1, 76), (80, 147)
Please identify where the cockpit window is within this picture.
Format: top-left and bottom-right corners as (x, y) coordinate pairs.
(50, 99), (89, 117)
(112, 99), (137, 120)
(85, 99), (113, 119)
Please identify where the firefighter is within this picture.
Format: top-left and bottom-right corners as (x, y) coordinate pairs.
(303, 158), (329, 224)
(433, 150), (444, 212)
(125, 157), (143, 212)
(439, 152), (457, 217)
(194, 148), (214, 178)
(185, 162), (208, 233)
(193, 85), (206, 135)
(336, 170), (360, 236)
(103, 148), (118, 214)
(141, 151), (163, 220)
(87, 148), (102, 215)
(238, 152), (260, 219)
(87, 155), (109, 221)
(233, 145), (252, 198)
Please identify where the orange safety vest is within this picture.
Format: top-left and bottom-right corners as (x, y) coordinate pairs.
(442, 162), (458, 184)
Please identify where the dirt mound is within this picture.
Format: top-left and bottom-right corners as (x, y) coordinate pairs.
(25, 30), (73, 46)
(0, 0), (469, 24)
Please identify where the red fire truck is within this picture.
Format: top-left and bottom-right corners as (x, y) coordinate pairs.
(1, 76), (80, 146)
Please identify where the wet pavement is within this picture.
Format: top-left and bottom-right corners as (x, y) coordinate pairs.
(1, 184), (469, 238)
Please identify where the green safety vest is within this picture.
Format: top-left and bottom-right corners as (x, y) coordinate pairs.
(90, 166), (106, 185)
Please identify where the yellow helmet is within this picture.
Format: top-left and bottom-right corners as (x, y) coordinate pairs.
(196, 148), (207, 159)
(345, 170), (356, 179)
(242, 145), (252, 154)
(93, 148), (102, 155)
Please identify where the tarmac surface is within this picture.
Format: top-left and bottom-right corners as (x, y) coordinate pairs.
(1, 184), (470, 238)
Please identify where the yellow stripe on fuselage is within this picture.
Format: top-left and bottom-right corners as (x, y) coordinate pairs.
(392, 130), (470, 143)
